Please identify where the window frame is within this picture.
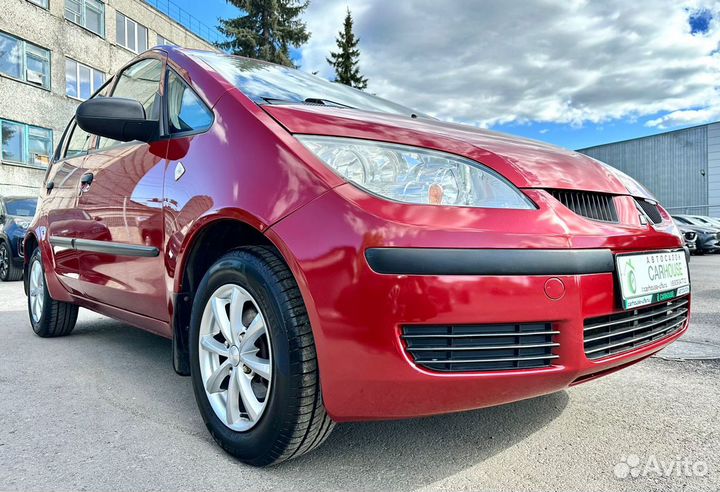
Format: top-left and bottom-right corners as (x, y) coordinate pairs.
(64, 0), (105, 38)
(116, 12), (148, 53)
(27, 0), (50, 9)
(156, 34), (175, 47)
(0, 118), (53, 169)
(0, 31), (51, 90)
(65, 57), (105, 101)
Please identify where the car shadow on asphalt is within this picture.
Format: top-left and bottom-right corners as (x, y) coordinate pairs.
(280, 391), (569, 489)
(56, 314), (569, 489)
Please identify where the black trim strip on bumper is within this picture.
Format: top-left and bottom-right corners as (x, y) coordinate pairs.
(365, 248), (615, 276)
(49, 236), (159, 258)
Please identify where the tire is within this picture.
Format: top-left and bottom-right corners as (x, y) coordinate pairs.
(189, 246), (334, 467)
(28, 247), (79, 337)
(0, 241), (22, 281)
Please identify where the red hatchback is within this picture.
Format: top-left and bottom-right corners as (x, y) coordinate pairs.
(25, 48), (691, 466)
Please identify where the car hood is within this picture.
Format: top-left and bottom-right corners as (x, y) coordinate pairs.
(678, 224), (718, 234)
(264, 104), (635, 196)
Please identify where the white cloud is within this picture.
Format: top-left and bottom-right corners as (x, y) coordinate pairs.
(298, 0), (720, 129)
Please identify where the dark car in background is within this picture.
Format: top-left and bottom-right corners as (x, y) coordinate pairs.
(672, 215), (720, 254)
(676, 224), (698, 255)
(0, 196), (37, 281)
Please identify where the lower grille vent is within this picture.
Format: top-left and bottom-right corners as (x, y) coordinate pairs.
(401, 323), (558, 372)
(548, 189), (618, 222)
(583, 298), (688, 360)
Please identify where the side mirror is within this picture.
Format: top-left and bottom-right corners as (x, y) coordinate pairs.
(76, 97), (159, 143)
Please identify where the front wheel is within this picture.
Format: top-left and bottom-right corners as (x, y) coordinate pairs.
(189, 246), (334, 466)
(28, 248), (78, 337)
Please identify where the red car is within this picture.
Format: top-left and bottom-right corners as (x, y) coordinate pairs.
(25, 48), (691, 466)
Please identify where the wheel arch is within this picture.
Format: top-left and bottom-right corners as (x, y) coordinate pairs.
(171, 215), (314, 376)
(22, 231), (39, 295)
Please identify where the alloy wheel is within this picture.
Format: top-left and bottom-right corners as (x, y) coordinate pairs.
(29, 259), (45, 322)
(198, 284), (273, 432)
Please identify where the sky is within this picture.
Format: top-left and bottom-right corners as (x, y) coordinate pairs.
(164, 0), (720, 150)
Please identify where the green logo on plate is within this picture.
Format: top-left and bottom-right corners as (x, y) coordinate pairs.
(626, 259), (637, 295)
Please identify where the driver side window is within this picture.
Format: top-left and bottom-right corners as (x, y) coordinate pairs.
(64, 121), (92, 158)
(97, 58), (163, 150)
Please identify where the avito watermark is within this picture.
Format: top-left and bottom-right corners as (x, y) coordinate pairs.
(614, 454), (709, 479)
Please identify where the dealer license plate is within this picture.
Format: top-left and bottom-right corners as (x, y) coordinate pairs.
(616, 250), (690, 310)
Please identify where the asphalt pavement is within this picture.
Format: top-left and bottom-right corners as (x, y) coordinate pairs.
(1, 256), (719, 491)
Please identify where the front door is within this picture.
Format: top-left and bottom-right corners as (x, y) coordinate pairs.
(74, 56), (169, 322)
(44, 119), (93, 295)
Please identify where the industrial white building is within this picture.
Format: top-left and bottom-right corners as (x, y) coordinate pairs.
(578, 122), (720, 217)
(0, 0), (218, 196)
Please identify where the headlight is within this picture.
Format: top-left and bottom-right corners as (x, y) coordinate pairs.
(297, 136), (534, 209)
(14, 219), (30, 229)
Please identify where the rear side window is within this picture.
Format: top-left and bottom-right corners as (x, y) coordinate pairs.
(166, 70), (213, 134)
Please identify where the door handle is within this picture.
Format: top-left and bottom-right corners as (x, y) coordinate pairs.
(79, 172), (94, 194)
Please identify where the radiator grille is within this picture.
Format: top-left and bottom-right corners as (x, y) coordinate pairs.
(583, 298), (688, 360)
(548, 190), (618, 222)
(401, 323), (559, 372)
(635, 198), (663, 224)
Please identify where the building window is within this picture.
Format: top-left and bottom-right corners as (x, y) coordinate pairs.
(116, 12), (148, 53)
(65, 0), (105, 37)
(156, 35), (175, 46)
(65, 58), (105, 100)
(27, 0), (49, 8)
(0, 32), (51, 90)
(1, 119), (53, 168)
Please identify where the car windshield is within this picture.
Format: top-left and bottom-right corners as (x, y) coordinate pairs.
(190, 51), (424, 118)
(695, 216), (720, 227)
(5, 198), (37, 217)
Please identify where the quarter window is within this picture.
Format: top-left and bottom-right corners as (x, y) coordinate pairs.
(116, 12), (148, 53)
(65, 58), (105, 100)
(0, 32), (51, 90)
(167, 70), (213, 134)
(65, 0), (105, 37)
(1, 119), (52, 167)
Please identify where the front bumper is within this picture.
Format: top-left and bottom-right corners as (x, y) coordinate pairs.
(269, 185), (689, 421)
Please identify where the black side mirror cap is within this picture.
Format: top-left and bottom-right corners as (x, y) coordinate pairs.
(76, 97), (159, 143)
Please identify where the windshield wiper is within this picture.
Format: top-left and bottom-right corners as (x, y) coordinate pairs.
(261, 97), (356, 110)
(302, 98), (356, 109)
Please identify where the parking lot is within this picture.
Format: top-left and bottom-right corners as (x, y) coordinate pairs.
(0, 256), (718, 491)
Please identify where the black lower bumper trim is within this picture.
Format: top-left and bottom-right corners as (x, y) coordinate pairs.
(365, 248), (615, 276)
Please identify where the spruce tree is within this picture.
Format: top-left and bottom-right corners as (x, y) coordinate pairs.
(217, 0), (310, 67)
(327, 8), (368, 90)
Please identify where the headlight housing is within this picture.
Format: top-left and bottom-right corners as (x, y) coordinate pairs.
(297, 136), (534, 209)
